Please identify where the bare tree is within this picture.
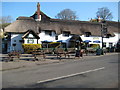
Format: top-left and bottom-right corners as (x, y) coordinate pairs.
(0, 16), (13, 24)
(0, 16), (12, 38)
(96, 7), (113, 20)
(55, 9), (78, 20)
(0, 16), (13, 29)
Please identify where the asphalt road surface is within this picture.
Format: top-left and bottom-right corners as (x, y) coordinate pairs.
(2, 53), (119, 88)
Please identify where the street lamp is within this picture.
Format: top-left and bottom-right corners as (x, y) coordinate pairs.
(101, 20), (107, 54)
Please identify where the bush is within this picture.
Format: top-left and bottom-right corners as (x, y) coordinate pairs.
(89, 44), (100, 49)
(22, 44), (41, 53)
(42, 42), (61, 48)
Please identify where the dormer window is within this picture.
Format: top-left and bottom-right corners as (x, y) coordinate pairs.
(35, 15), (37, 19)
(38, 27), (41, 33)
(45, 30), (52, 36)
(27, 39), (34, 44)
(35, 15), (41, 21)
(62, 31), (70, 37)
(85, 32), (91, 37)
(103, 42), (106, 47)
(55, 36), (58, 40)
(106, 34), (112, 38)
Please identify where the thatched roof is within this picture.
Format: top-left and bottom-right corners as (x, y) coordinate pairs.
(107, 21), (119, 33)
(16, 16), (34, 20)
(4, 18), (118, 37)
(5, 18), (37, 33)
(4, 8), (118, 37)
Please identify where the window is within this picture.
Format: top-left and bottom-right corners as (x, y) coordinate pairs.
(35, 15), (38, 19)
(62, 31), (70, 37)
(38, 27), (41, 33)
(28, 34), (34, 38)
(27, 39), (34, 44)
(45, 30), (52, 36)
(85, 32), (91, 37)
(26, 33), (35, 39)
(109, 43), (113, 48)
(2, 43), (5, 48)
(103, 42), (106, 47)
(106, 34), (112, 38)
(55, 36), (58, 40)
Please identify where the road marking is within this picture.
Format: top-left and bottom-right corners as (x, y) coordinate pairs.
(37, 67), (105, 84)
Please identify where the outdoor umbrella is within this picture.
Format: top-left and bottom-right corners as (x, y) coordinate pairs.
(93, 40), (101, 43)
(84, 40), (91, 43)
(42, 40), (53, 42)
(57, 40), (66, 43)
(84, 40), (91, 49)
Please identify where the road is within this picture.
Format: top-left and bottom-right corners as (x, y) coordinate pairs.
(2, 53), (119, 88)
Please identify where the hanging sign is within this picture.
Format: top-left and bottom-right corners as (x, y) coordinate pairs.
(93, 37), (99, 40)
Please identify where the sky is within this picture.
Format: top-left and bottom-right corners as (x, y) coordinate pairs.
(1, 2), (118, 22)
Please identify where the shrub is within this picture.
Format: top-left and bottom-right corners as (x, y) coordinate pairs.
(89, 44), (100, 49)
(42, 42), (61, 48)
(22, 44), (41, 53)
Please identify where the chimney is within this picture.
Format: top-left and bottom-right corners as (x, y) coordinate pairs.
(36, 2), (41, 21)
(97, 16), (101, 22)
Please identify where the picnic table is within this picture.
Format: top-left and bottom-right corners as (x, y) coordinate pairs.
(86, 48), (97, 55)
(32, 49), (45, 61)
(54, 48), (69, 60)
(6, 51), (21, 62)
(66, 48), (76, 58)
(54, 48), (77, 59)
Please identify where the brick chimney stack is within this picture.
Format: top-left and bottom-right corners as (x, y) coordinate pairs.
(97, 16), (101, 22)
(37, 2), (41, 21)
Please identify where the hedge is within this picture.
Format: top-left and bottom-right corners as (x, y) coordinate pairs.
(22, 44), (41, 53)
(42, 42), (61, 48)
(89, 44), (100, 49)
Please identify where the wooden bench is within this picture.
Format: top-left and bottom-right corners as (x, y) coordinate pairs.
(43, 48), (54, 54)
(32, 50), (46, 61)
(67, 48), (76, 53)
(86, 48), (96, 55)
(7, 51), (21, 62)
(31, 48), (54, 61)
(54, 48), (69, 60)
(66, 48), (76, 58)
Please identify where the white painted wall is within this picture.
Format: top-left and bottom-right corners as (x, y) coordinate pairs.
(103, 33), (120, 47)
(80, 32), (120, 48)
(8, 33), (39, 52)
(7, 32), (120, 53)
(9, 34), (24, 52)
(24, 33), (38, 44)
(57, 34), (72, 41)
(24, 39), (38, 44)
(38, 31), (72, 47)
(81, 35), (102, 47)
(38, 31), (56, 43)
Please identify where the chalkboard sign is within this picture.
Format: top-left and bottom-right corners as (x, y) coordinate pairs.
(75, 50), (80, 57)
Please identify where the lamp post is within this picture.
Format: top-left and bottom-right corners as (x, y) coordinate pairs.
(101, 23), (104, 50)
(101, 20), (107, 54)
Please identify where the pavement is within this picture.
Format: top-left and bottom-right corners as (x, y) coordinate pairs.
(0, 53), (118, 71)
